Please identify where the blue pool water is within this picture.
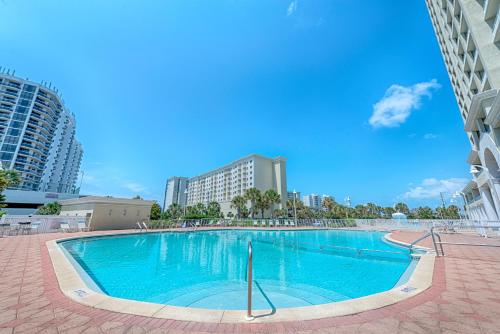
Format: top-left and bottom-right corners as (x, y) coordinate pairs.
(60, 229), (412, 310)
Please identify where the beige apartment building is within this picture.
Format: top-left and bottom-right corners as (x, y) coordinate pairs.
(179, 154), (287, 217)
(426, 0), (500, 220)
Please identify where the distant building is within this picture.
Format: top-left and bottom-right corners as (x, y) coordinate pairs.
(59, 196), (155, 231)
(303, 194), (334, 210)
(172, 154), (287, 217)
(426, 0), (500, 220)
(163, 176), (189, 211)
(2, 189), (79, 215)
(303, 194), (321, 209)
(0, 71), (83, 193)
(287, 191), (301, 202)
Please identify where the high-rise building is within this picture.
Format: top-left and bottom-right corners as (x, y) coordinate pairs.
(163, 176), (189, 211)
(0, 71), (83, 193)
(303, 194), (321, 209)
(426, 0), (500, 220)
(303, 194), (333, 210)
(180, 154), (287, 217)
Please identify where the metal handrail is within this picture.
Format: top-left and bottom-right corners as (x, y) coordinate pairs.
(252, 237), (408, 257)
(246, 241), (253, 321)
(409, 232), (431, 251)
(430, 227), (444, 256)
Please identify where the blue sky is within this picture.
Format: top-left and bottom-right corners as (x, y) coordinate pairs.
(0, 0), (471, 208)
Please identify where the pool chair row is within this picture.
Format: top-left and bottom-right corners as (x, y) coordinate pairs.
(250, 220), (297, 228)
(60, 221), (89, 233)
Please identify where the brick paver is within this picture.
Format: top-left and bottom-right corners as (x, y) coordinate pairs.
(1, 230), (500, 333)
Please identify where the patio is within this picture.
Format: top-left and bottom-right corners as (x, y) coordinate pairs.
(0, 230), (499, 333)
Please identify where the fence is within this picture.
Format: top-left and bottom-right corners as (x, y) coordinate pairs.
(1, 215), (89, 234)
(147, 218), (500, 232)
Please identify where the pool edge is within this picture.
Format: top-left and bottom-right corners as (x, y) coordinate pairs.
(46, 229), (435, 323)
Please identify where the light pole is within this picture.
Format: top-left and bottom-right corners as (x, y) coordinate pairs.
(344, 196), (351, 219)
(293, 189), (297, 222)
(183, 189), (188, 219)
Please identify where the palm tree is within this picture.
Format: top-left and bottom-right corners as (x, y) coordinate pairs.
(207, 201), (221, 218)
(322, 197), (335, 212)
(168, 203), (183, 219)
(256, 196), (270, 218)
(244, 188), (261, 218)
(264, 189), (281, 218)
(394, 202), (410, 215)
(231, 195), (246, 219)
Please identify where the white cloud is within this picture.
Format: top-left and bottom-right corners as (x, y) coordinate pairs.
(423, 133), (438, 140)
(369, 79), (441, 128)
(122, 182), (148, 193)
(287, 0), (298, 16)
(403, 177), (468, 200)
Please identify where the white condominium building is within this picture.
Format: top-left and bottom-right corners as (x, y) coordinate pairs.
(426, 0), (500, 220)
(163, 176), (189, 211)
(0, 71), (83, 193)
(303, 194), (321, 209)
(185, 154), (287, 216)
(303, 194), (334, 210)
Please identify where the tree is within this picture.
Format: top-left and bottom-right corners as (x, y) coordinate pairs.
(207, 201), (221, 218)
(132, 195), (143, 200)
(394, 202), (410, 215)
(227, 212), (234, 219)
(150, 202), (161, 220)
(273, 208), (287, 218)
(322, 197), (335, 212)
(0, 170), (20, 211)
(264, 189), (281, 218)
(244, 188), (261, 218)
(231, 196), (246, 219)
(445, 205), (460, 219)
(256, 195), (270, 218)
(37, 202), (61, 215)
(415, 206), (434, 219)
(383, 207), (395, 219)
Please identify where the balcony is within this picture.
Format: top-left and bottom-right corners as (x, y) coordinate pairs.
(485, 91), (500, 129)
(464, 90), (497, 131)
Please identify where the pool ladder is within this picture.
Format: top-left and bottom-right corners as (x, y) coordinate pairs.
(246, 241), (254, 321)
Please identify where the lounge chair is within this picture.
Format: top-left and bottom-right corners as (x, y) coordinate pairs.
(77, 221), (89, 232)
(261, 220), (267, 227)
(284, 220), (290, 227)
(253, 220), (258, 227)
(60, 223), (71, 232)
(30, 221), (41, 234)
(290, 220), (296, 227)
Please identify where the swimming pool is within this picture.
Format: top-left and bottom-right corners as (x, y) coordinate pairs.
(60, 229), (413, 310)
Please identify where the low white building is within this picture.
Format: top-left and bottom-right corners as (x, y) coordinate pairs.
(59, 196), (154, 231)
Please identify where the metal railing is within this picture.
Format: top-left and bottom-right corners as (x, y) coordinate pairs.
(430, 224), (500, 256)
(1, 215), (90, 234)
(246, 241), (253, 321)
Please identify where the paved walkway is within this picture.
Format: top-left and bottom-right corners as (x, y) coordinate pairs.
(0, 230), (499, 333)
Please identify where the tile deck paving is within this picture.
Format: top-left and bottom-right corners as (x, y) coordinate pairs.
(1, 229), (500, 333)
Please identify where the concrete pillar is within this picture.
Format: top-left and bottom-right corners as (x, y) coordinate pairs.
(491, 179), (500, 218)
(480, 186), (499, 221)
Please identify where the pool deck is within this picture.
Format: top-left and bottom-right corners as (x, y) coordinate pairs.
(1, 229), (500, 333)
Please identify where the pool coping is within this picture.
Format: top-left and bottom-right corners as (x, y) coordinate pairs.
(46, 229), (435, 323)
